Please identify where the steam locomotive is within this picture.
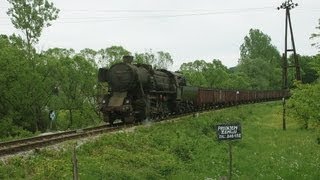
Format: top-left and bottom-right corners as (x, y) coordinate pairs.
(98, 56), (285, 124)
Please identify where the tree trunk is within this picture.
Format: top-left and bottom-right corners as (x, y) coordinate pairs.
(68, 109), (73, 128)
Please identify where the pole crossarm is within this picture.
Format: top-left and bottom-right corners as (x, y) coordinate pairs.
(277, 0), (298, 10)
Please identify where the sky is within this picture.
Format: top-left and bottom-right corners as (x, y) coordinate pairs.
(0, 0), (319, 71)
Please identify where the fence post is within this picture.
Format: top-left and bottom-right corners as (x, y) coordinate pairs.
(72, 144), (78, 180)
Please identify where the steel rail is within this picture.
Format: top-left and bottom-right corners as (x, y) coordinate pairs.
(0, 124), (131, 157)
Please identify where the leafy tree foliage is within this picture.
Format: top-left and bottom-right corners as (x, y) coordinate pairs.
(298, 55), (319, 83)
(179, 29), (282, 90)
(79, 48), (98, 67)
(287, 82), (320, 129)
(180, 60), (209, 87)
(98, 46), (131, 67)
(179, 59), (245, 89)
(236, 58), (282, 90)
(0, 34), (101, 136)
(7, 0), (59, 50)
(310, 18), (320, 51)
(43, 48), (100, 129)
(237, 29), (282, 90)
(135, 50), (173, 69)
(240, 29), (281, 64)
(0, 35), (54, 132)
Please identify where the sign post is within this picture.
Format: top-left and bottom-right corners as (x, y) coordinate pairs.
(49, 110), (56, 130)
(216, 123), (242, 180)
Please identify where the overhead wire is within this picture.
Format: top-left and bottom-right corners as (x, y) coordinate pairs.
(0, 6), (317, 25)
(0, 6), (275, 25)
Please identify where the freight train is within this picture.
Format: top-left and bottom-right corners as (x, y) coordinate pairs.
(98, 56), (286, 124)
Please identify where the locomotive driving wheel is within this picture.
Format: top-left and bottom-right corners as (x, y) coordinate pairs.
(103, 113), (115, 125)
(123, 116), (135, 123)
(133, 98), (150, 121)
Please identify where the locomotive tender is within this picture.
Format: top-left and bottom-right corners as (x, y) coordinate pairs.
(98, 56), (285, 124)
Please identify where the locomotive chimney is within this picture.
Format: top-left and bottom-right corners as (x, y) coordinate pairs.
(123, 55), (133, 64)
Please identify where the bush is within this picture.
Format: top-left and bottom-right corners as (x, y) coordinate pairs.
(287, 82), (320, 129)
(0, 116), (33, 140)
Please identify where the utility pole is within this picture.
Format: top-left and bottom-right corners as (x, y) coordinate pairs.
(277, 0), (301, 130)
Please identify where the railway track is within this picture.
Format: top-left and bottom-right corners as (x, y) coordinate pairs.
(0, 123), (133, 157)
(0, 106), (237, 157)
(0, 100), (276, 157)
(0, 111), (194, 157)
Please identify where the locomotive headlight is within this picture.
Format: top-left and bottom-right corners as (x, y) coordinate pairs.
(123, 106), (129, 111)
(125, 99), (130, 104)
(102, 100), (106, 104)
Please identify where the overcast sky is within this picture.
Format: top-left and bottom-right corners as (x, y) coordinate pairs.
(0, 0), (319, 70)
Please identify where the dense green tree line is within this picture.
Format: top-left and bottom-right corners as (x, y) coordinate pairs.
(179, 29), (283, 90)
(0, 33), (175, 138)
(180, 29), (319, 91)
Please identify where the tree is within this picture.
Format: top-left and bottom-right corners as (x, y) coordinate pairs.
(79, 48), (98, 68)
(202, 60), (229, 88)
(287, 82), (320, 129)
(236, 29), (282, 90)
(227, 72), (250, 89)
(5, 0), (60, 132)
(236, 58), (282, 90)
(298, 55), (319, 84)
(43, 48), (99, 129)
(155, 51), (173, 69)
(7, 0), (59, 55)
(98, 46), (130, 67)
(310, 18), (320, 52)
(0, 35), (29, 131)
(0, 35), (57, 132)
(134, 50), (173, 69)
(180, 60), (208, 87)
(240, 29), (281, 65)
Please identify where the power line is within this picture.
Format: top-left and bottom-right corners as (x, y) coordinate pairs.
(0, 6), (317, 26)
(0, 6), (274, 11)
(0, 7), (275, 25)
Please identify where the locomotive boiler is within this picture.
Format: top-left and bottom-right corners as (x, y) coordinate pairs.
(98, 55), (186, 124)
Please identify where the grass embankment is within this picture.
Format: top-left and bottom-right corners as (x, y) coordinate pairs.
(0, 102), (319, 179)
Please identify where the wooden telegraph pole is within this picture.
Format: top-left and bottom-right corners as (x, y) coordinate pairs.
(277, 0), (301, 130)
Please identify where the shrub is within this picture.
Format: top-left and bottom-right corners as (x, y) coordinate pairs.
(287, 82), (320, 129)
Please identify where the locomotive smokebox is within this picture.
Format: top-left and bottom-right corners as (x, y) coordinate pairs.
(123, 55), (133, 64)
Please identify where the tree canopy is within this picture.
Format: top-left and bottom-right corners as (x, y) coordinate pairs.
(310, 18), (320, 51)
(135, 50), (173, 69)
(240, 29), (281, 65)
(7, 0), (59, 49)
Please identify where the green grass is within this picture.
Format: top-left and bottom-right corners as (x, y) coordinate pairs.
(0, 101), (319, 179)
